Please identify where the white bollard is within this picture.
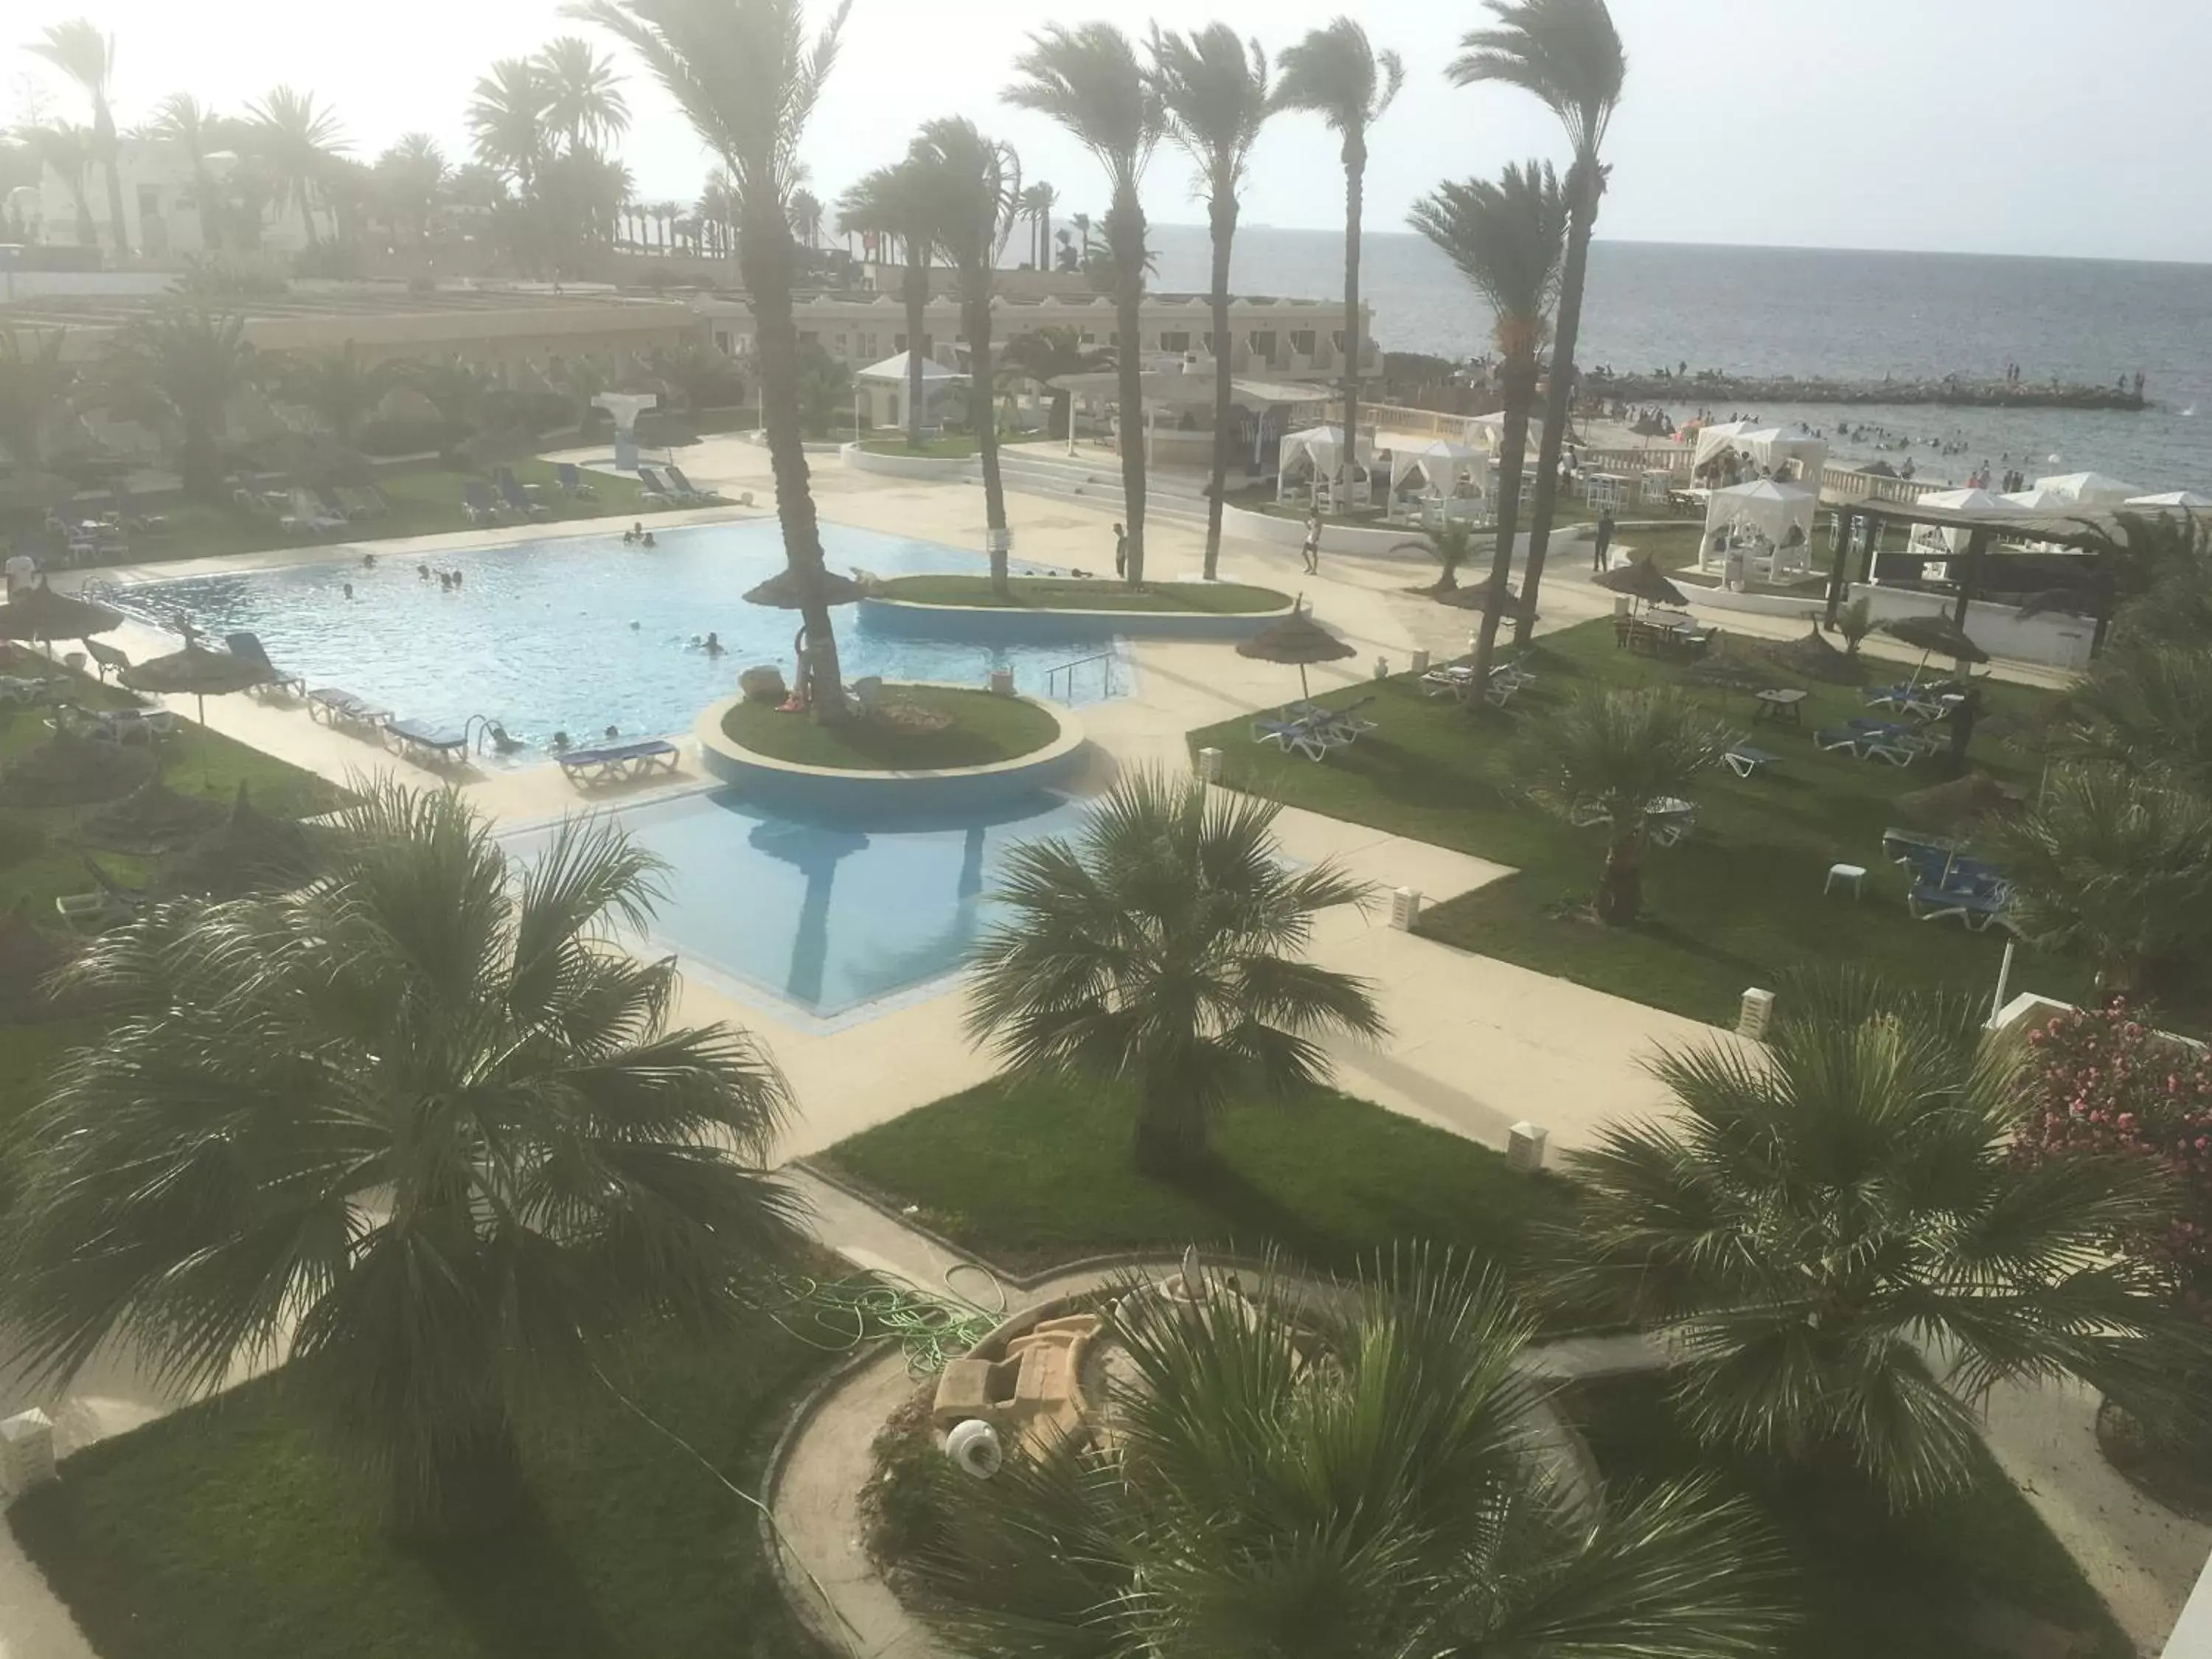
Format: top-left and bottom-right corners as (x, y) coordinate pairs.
(0, 1410), (56, 1500)
(1507, 1121), (1548, 1174)
(1196, 746), (1223, 783)
(1738, 987), (1776, 1040)
(1410, 648), (1431, 674)
(989, 667), (1015, 697)
(1388, 888), (1422, 931)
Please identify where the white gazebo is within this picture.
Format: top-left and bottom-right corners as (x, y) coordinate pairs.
(1701, 479), (1819, 577)
(1735, 427), (1829, 487)
(1377, 434), (1484, 506)
(2035, 470), (2141, 506)
(1997, 485), (2076, 512)
(858, 352), (967, 433)
(1910, 486), (2018, 555)
(1464, 411), (1509, 453)
(1276, 425), (1375, 503)
(1691, 418), (1758, 470)
(2126, 490), (2212, 508)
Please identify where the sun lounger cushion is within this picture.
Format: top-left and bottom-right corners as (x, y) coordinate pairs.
(556, 738), (680, 784)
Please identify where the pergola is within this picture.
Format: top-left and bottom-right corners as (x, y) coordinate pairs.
(1375, 434), (1484, 504)
(1701, 479), (1820, 577)
(1275, 425), (1374, 502)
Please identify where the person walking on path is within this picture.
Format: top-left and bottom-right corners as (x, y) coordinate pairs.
(1302, 509), (1323, 575)
(1113, 522), (1127, 580)
(1591, 507), (1615, 572)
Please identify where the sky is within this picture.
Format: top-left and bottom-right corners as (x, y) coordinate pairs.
(10, 0), (2212, 265)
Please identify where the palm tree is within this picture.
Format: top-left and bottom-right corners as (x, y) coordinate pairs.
(246, 86), (347, 246)
(282, 343), (394, 444)
(1006, 24), (1164, 588)
(0, 328), (74, 469)
(29, 20), (129, 257)
(1017, 178), (1056, 268)
(1273, 18), (1402, 502)
(100, 305), (254, 499)
(999, 324), (1110, 446)
(786, 185), (824, 248)
(24, 124), (99, 249)
(1409, 163), (1568, 688)
(537, 35), (630, 156)
(2062, 639), (2212, 795)
(147, 94), (224, 253)
(966, 768), (1384, 1174)
(467, 57), (552, 191)
(913, 118), (1020, 593)
(914, 1252), (1794, 1656)
(573, 0), (856, 723)
(1554, 973), (2190, 1508)
(374, 132), (448, 248)
(1151, 26), (1270, 582)
(1521, 686), (1725, 927)
(1403, 513), (1478, 592)
(3, 787), (803, 1534)
(1453, 0), (1627, 649)
(836, 159), (936, 448)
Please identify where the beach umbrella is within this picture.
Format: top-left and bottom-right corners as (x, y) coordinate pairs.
(1235, 601), (1356, 700)
(742, 566), (867, 609)
(1593, 557), (1688, 613)
(157, 783), (321, 900)
(0, 902), (85, 1025)
(1893, 773), (2025, 836)
(1762, 625), (1864, 687)
(122, 642), (279, 723)
(1879, 613), (1989, 676)
(0, 577), (122, 647)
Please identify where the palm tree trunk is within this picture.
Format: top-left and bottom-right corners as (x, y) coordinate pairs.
(178, 421), (223, 502)
(95, 107), (131, 260)
(298, 184), (321, 247)
(1472, 361), (1535, 687)
(191, 164), (220, 252)
(1338, 134), (1365, 501)
(1110, 186), (1148, 587)
(1203, 187), (1236, 582)
(904, 250), (926, 448)
(1596, 827), (1643, 927)
(740, 201), (847, 724)
(967, 281), (1010, 597)
(1134, 1073), (1206, 1175)
(1514, 179), (1597, 648)
(397, 1402), (527, 1538)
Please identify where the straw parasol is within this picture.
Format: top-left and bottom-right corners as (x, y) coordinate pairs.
(80, 778), (229, 855)
(1879, 613), (1989, 672)
(1593, 557), (1688, 613)
(0, 577), (122, 647)
(158, 783), (321, 900)
(122, 643), (279, 723)
(0, 902), (85, 1025)
(742, 566), (867, 609)
(1892, 773), (2025, 836)
(1762, 624), (1865, 687)
(1235, 599), (1357, 700)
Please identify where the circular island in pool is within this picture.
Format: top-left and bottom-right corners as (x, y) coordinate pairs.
(859, 576), (1295, 645)
(698, 684), (1086, 811)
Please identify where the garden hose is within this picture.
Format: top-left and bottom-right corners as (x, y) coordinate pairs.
(766, 1262), (1010, 1376)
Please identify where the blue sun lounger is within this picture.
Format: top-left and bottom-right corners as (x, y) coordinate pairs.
(226, 632), (307, 698)
(495, 468), (554, 521)
(662, 462), (720, 503)
(554, 462), (599, 499)
(556, 738), (681, 786)
(386, 719), (471, 767)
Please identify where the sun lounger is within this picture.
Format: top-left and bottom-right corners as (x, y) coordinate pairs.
(462, 481), (509, 526)
(338, 484), (388, 519)
(386, 718), (471, 767)
(56, 858), (147, 928)
(306, 687), (392, 731)
(59, 704), (174, 745)
(1907, 878), (2017, 933)
(84, 638), (129, 681)
(495, 468), (554, 522)
(641, 464), (708, 506)
(1722, 742), (1778, 779)
(663, 463), (720, 503)
(314, 484), (361, 522)
(0, 675), (55, 705)
(280, 489), (348, 536)
(555, 738), (681, 786)
(225, 632), (307, 699)
(554, 462), (599, 499)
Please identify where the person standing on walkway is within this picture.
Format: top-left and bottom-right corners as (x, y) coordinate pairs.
(1592, 507), (1615, 573)
(1113, 522), (1127, 580)
(1302, 509), (1322, 575)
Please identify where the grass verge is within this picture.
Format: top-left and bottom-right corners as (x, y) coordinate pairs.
(874, 575), (1287, 615)
(722, 686), (1060, 772)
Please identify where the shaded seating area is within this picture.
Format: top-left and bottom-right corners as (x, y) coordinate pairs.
(1252, 698), (1377, 762)
(556, 738), (681, 787)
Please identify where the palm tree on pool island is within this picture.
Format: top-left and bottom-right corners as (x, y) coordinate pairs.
(1006, 23), (1163, 588)
(1, 787), (804, 1536)
(914, 1251), (1796, 1658)
(574, 0), (855, 720)
(1408, 161), (1568, 689)
(1552, 972), (2201, 1508)
(1453, 0), (1627, 649)
(1151, 22), (1273, 582)
(965, 768), (1385, 1175)
(1273, 17), (1402, 507)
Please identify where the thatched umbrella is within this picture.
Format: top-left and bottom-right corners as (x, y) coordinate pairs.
(80, 778), (229, 855)
(742, 566), (867, 609)
(1762, 624), (1865, 687)
(122, 643), (279, 723)
(1593, 557), (1688, 613)
(158, 783), (320, 900)
(0, 731), (156, 807)
(1893, 773), (2025, 836)
(1235, 601), (1357, 700)
(0, 903), (84, 1025)
(0, 577), (122, 647)
(1879, 613), (1989, 678)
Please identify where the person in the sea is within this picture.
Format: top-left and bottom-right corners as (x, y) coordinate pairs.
(341, 582), (355, 600)
(702, 631), (725, 656)
(418, 563), (432, 581)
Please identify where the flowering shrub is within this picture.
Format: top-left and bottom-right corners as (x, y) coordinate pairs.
(2015, 998), (2212, 1318)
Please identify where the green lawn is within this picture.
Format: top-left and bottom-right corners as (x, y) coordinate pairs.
(9, 1306), (841, 1659)
(1188, 617), (2093, 1027)
(875, 575), (1288, 615)
(817, 1075), (1579, 1280)
(1570, 1374), (2131, 1659)
(723, 686), (1060, 771)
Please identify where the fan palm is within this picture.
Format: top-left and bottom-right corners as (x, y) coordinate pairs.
(999, 324), (1110, 445)
(1452, 0), (1627, 649)
(29, 20), (129, 257)
(1521, 686), (1725, 926)
(0, 328), (75, 470)
(912, 117), (1020, 593)
(2060, 639), (2212, 793)
(538, 35), (630, 156)
(1017, 178), (1057, 268)
(1006, 23), (1164, 587)
(836, 157), (938, 449)
(1554, 973), (2192, 1508)
(374, 132), (448, 248)
(101, 305), (255, 499)
(246, 86), (348, 246)
(915, 1252), (1794, 1658)
(1152, 24), (1271, 582)
(147, 94), (224, 253)
(1407, 514), (1478, 592)
(467, 57), (553, 189)
(2, 785), (802, 1534)
(1273, 18), (1402, 503)
(1409, 162), (1568, 689)
(966, 768), (1384, 1174)
(281, 342), (395, 444)
(570, 0), (855, 721)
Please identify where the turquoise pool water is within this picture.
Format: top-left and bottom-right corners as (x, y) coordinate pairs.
(117, 521), (1122, 753)
(510, 786), (1093, 1018)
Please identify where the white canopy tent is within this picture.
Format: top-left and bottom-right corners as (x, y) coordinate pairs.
(1701, 479), (1819, 575)
(2035, 470), (2141, 505)
(1276, 425), (1375, 501)
(1691, 419), (1758, 470)
(1997, 485), (2076, 512)
(1377, 434), (1483, 501)
(858, 352), (967, 387)
(1735, 427), (1829, 487)
(2126, 490), (2212, 508)
(1464, 411), (1509, 453)
(1911, 487), (2018, 554)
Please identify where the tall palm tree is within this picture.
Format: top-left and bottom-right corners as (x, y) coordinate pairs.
(1152, 24), (1270, 582)
(915, 1253), (1794, 1657)
(1520, 686), (1725, 927)
(1017, 178), (1056, 268)
(1453, 0), (1627, 648)
(966, 768), (1384, 1174)
(537, 35), (630, 156)
(0, 328), (74, 470)
(1274, 18), (1402, 501)
(23, 125), (98, 249)
(1554, 973), (2191, 1508)
(836, 159), (937, 448)
(2, 787), (803, 1534)
(998, 324), (1110, 445)
(467, 57), (552, 191)
(1409, 162), (1568, 688)
(374, 132), (448, 248)
(573, 0), (856, 722)
(1006, 24), (1163, 588)
(100, 305), (255, 499)
(29, 20), (129, 258)
(147, 94), (223, 253)
(913, 117), (1020, 593)
(246, 86), (348, 246)
(785, 184), (824, 248)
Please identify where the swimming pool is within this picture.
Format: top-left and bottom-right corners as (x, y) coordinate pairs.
(117, 521), (1124, 754)
(509, 785), (1093, 1019)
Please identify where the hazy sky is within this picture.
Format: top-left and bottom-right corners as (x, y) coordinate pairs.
(11, 0), (2211, 264)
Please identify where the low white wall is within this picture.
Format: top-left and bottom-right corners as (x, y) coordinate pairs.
(1220, 503), (1429, 560)
(840, 442), (973, 481)
(1681, 580), (2093, 670)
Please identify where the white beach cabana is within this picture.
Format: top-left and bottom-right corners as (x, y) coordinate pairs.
(1377, 434), (1484, 504)
(1735, 427), (1829, 487)
(1997, 485), (2077, 512)
(2126, 490), (2212, 508)
(1701, 479), (1819, 577)
(1691, 419), (1758, 470)
(2035, 470), (2141, 506)
(1911, 487), (2018, 555)
(1276, 425), (1375, 502)
(1464, 411), (1509, 453)
(858, 352), (968, 434)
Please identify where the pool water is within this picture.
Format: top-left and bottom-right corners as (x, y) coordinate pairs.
(511, 786), (1093, 1018)
(119, 521), (1122, 753)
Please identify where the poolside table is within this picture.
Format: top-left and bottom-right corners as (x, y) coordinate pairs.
(1753, 688), (1807, 724)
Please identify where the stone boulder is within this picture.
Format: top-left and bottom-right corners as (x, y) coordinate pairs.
(738, 664), (787, 704)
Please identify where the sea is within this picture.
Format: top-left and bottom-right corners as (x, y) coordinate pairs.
(1142, 226), (2212, 494)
